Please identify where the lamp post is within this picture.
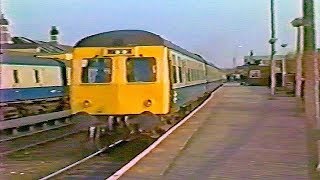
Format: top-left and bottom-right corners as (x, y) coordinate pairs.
(291, 17), (304, 97)
(281, 43), (288, 87)
(269, 0), (277, 95)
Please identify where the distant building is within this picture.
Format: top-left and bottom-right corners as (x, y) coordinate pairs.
(0, 13), (13, 44)
(243, 55), (287, 66)
(7, 36), (72, 54)
(0, 12), (72, 60)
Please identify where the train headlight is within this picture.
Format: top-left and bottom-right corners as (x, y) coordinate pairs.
(115, 50), (121, 54)
(143, 99), (152, 107)
(83, 100), (91, 108)
(122, 50), (128, 54)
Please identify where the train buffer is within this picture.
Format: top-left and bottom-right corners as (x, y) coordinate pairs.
(114, 85), (310, 179)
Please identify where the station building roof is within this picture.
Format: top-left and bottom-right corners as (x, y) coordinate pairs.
(3, 37), (72, 54)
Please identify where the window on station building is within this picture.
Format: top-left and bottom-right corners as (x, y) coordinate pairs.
(81, 58), (112, 83)
(127, 57), (156, 82)
(13, 70), (19, 83)
(34, 69), (40, 83)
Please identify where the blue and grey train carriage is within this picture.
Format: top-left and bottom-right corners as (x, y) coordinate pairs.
(0, 52), (69, 120)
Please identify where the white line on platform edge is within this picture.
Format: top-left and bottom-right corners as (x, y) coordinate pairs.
(107, 86), (223, 180)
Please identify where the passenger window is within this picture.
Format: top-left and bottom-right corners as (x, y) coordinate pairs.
(178, 66), (183, 83)
(172, 65), (177, 84)
(196, 70), (199, 80)
(187, 68), (191, 82)
(34, 69), (40, 83)
(81, 58), (112, 83)
(127, 57), (156, 82)
(172, 54), (176, 61)
(13, 70), (19, 83)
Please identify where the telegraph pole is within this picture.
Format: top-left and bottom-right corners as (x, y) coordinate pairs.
(302, 0), (320, 175)
(269, 0), (277, 95)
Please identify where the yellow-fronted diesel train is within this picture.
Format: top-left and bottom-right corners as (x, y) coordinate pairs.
(70, 30), (225, 130)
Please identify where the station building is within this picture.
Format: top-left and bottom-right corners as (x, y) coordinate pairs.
(0, 13), (72, 60)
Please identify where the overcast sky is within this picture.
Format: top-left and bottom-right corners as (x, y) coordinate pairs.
(2, 0), (320, 68)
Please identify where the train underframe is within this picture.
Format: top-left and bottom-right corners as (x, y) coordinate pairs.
(75, 92), (211, 139)
(0, 96), (70, 121)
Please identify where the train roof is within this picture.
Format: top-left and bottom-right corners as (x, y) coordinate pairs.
(74, 30), (208, 63)
(205, 61), (222, 70)
(0, 52), (66, 66)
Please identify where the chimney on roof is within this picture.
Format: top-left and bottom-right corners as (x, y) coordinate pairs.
(49, 26), (59, 44)
(0, 13), (13, 44)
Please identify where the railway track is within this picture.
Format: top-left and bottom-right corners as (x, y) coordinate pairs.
(108, 90), (216, 179)
(0, 114), (103, 156)
(38, 133), (155, 180)
(1, 87), (220, 179)
(0, 127), (86, 156)
(34, 93), (213, 179)
(0, 123), (132, 179)
(39, 139), (127, 180)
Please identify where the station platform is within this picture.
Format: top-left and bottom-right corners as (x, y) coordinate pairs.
(119, 85), (310, 179)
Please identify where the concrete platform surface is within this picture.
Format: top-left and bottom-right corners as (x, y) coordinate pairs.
(120, 86), (309, 180)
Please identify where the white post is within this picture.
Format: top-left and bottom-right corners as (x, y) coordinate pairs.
(314, 51), (320, 128)
(271, 58), (276, 95)
(282, 57), (286, 87)
(270, 0), (277, 96)
(296, 52), (303, 97)
(295, 26), (302, 97)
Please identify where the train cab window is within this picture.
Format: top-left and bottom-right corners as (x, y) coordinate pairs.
(81, 58), (112, 83)
(13, 70), (19, 83)
(127, 58), (156, 82)
(34, 69), (40, 83)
